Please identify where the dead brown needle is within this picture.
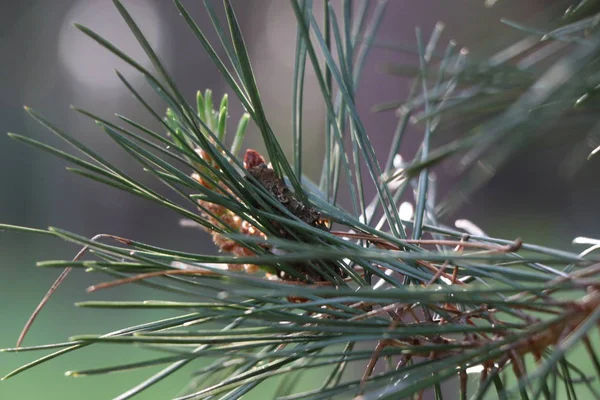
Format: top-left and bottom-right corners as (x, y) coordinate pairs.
(16, 234), (132, 348)
(86, 269), (217, 293)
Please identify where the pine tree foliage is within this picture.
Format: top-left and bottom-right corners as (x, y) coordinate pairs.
(2, 1), (600, 399)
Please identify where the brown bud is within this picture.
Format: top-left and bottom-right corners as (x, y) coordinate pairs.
(243, 148), (266, 170)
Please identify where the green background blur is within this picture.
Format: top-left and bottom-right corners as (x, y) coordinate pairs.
(2, 1), (599, 399)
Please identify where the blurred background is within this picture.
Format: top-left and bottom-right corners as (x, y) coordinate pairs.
(1, 0), (598, 399)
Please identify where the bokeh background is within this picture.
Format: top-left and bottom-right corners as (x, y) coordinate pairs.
(1, 1), (598, 399)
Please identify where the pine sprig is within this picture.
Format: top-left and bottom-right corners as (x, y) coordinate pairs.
(383, 0), (600, 215)
(2, 1), (600, 399)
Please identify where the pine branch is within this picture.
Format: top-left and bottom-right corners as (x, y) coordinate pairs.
(2, 1), (600, 399)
